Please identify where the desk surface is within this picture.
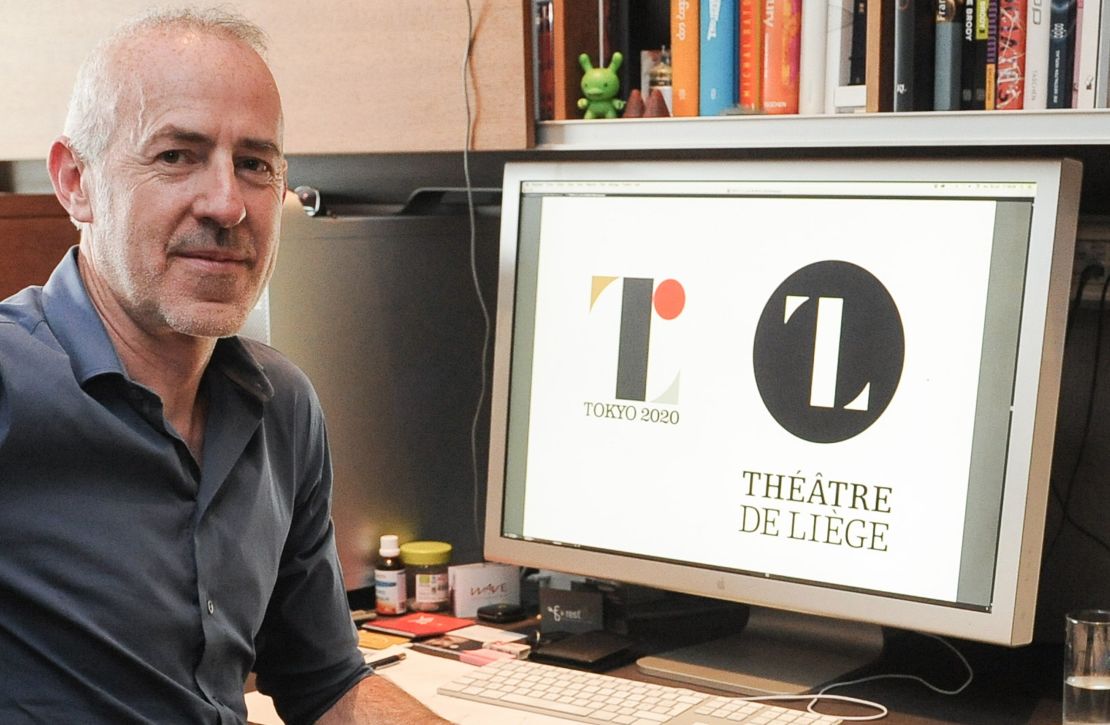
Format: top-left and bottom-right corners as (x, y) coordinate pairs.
(247, 633), (1064, 724)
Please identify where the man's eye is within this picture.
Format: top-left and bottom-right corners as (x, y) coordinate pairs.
(158, 150), (184, 164)
(237, 158), (273, 174)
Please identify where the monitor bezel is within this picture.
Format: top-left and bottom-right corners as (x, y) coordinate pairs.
(483, 157), (1081, 646)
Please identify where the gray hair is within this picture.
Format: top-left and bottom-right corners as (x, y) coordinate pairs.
(63, 6), (271, 167)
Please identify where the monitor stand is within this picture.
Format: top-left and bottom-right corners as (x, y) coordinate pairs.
(636, 606), (884, 695)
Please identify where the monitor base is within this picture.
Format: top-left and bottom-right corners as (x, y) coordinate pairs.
(636, 606), (884, 695)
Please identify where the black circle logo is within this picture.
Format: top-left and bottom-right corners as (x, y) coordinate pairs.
(753, 261), (904, 443)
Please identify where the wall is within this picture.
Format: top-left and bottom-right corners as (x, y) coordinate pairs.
(0, 0), (532, 161)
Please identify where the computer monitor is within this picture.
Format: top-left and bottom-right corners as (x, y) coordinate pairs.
(483, 157), (1082, 694)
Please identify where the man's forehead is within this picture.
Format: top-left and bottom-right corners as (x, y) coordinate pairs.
(109, 29), (284, 150)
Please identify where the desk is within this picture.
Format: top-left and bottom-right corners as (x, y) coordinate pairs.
(247, 635), (1065, 724)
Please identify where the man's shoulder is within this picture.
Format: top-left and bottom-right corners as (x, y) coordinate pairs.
(0, 287), (48, 335)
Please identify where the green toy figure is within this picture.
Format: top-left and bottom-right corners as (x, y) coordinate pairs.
(577, 52), (625, 119)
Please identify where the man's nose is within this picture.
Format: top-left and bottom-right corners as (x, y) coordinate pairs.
(194, 159), (246, 229)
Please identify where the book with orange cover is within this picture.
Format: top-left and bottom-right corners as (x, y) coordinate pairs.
(761, 0), (803, 113)
(671, 0), (700, 116)
(739, 0), (764, 110)
(995, 0), (1026, 108)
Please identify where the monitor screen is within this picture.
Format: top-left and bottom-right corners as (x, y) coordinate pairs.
(483, 157), (1081, 692)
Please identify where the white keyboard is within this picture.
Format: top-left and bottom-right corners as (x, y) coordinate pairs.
(438, 658), (842, 725)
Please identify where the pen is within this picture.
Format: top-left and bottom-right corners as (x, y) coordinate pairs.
(366, 652), (406, 670)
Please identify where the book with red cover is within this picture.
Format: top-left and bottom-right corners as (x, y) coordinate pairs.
(995, 0), (1027, 108)
(761, 0), (803, 113)
(739, 0), (764, 110)
(671, 0), (700, 116)
(360, 612), (471, 639)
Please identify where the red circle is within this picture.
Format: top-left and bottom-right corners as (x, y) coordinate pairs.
(653, 279), (685, 320)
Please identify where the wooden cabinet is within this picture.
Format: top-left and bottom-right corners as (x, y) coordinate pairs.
(0, 195), (78, 298)
(0, 0), (534, 160)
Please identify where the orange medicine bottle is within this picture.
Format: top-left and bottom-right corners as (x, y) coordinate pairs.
(374, 535), (407, 616)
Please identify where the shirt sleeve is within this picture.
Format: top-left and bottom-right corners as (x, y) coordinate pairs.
(252, 387), (371, 724)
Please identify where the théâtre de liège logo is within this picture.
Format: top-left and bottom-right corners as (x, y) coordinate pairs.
(753, 260), (905, 443)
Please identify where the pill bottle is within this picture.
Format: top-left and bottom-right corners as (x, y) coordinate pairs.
(400, 540), (452, 612)
(373, 534), (407, 616)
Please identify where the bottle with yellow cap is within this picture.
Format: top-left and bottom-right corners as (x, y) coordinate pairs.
(400, 540), (452, 612)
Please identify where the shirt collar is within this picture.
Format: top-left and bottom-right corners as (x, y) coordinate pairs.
(41, 247), (274, 404)
(41, 247), (125, 384)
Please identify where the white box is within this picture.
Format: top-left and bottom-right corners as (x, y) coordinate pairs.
(449, 562), (521, 618)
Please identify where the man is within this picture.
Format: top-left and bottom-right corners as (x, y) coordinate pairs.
(0, 7), (448, 724)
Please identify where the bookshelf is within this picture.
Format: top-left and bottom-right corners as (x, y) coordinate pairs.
(532, 109), (1110, 214)
(535, 109), (1110, 150)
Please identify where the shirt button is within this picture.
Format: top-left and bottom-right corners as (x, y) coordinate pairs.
(207, 599), (215, 615)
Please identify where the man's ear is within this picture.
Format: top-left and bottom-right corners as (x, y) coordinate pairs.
(48, 137), (94, 224)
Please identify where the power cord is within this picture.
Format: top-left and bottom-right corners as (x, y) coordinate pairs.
(460, 0), (492, 556)
(738, 634), (974, 721)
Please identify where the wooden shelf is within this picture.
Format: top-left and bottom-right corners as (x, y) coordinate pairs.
(535, 109), (1110, 151)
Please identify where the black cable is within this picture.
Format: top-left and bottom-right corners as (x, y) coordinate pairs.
(1047, 266), (1110, 559)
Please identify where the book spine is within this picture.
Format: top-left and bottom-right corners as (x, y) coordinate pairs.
(850, 0), (869, 82)
(762, 0), (803, 112)
(701, 0), (740, 115)
(935, 0), (964, 110)
(985, 0), (999, 108)
(1047, 0), (1076, 107)
(961, 0), (983, 107)
(865, 0), (896, 112)
(1071, 0), (1084, 106)
(1073, 0), (1099, 107)
(672, 0), (701, 116)
(996, 0), (1027, 108)
(535, 0), (556, 121)
(740, 0), (765, 109)
(800, 0), (830, 113)
(967, 0), (989, 107)
(1023, 0), (1050, 107)
(825, 0), (856, 112)
(1096, 0), (1110, 105)
(893, 0), (918, 110)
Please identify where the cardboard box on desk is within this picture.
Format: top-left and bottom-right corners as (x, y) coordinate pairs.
(449, 562), (521, 618)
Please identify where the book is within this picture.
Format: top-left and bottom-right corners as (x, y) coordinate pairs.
(850, 0), (869, 83)
(359, 611), (471, 639)
(740, 0), (765, 110)
(865, 0), (896, 111)
(892, 0), (936, 110)
(671, 0), (700, 115)
(985, 0), (999, 108)
(995, 0), (1027, 108)
(762, 0), (803, 113)
(1024, 0), (1051, 106)
(1073, 0), (1100, 107)
(799, 0), (829, 113)
(825, 0), (857, 112)
(410, 633), (488, 660)
(1096, 0), (1110, 105)
(962, 0), (990, 108)
(1047, 0), (1077, 107)
(700, 0), (739, 115)
(1070, 0), (1084, 106)
(935, 0), (964, 110)
(534, 0), (556, 121)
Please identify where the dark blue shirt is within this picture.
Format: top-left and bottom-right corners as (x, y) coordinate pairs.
(0, 249), (370, 724)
